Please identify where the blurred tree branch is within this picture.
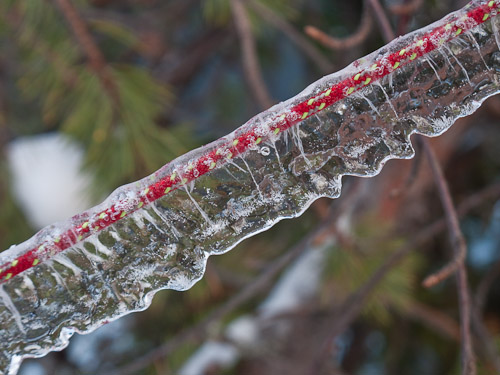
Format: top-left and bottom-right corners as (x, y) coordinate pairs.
(248, 0), (334, 74)
(305, 0), (373, 51)
(53, 0), (120, 107)
(230, 0), (274, 110)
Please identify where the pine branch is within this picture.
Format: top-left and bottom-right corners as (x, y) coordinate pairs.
(53, 0), (119, 107)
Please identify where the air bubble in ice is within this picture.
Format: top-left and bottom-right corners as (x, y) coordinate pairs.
(490, 52), (500, 71)
(259, 147), (271, 156)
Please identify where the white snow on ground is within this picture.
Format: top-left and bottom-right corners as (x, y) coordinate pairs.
(6, 133), (93, 229)
(66, 317), (135, 373)
(258, 243), (330, 318)
(18, 362), (46, 375)
(225, 315), (260, 348)
(178, 341), (239, 375)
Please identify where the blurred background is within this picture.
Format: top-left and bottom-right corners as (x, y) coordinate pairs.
(1, 0), (500, 374)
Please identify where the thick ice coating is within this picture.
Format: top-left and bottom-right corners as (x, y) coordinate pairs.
(1, 1), (500, 373)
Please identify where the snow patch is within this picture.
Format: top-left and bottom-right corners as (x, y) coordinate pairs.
(6, 133), (94, 229)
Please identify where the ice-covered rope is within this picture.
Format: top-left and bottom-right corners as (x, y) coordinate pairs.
(0, 0), (496, 283)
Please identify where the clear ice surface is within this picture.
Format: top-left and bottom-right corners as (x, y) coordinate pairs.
(2, 1), (500, 373)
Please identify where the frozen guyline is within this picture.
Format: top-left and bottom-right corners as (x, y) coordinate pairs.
(1, 0), (497, 284)
(1, 0), (500, 373)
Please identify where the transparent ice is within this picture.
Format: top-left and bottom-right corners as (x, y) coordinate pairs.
(2, 2), (500, 374)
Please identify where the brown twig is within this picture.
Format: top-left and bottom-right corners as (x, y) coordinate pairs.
(473, 259), (500, 372)
(53, 0), (119, 106)
(366, 0), (396, 42)
(160, 29), (232, 86)
(403, 300), (460, 340)
(230, 0), (274, 110)
(248, 0), (334, 74)
(309, 180), (500, 374)
(475, 259), (500, 313)
(389, 0), (424, 16)
(421, 142), (467, 288)
(420, 138), (476, 375)
(304, 1), (372, 51)
(471, 306), (500, 373)
(310, 220), (440, 373)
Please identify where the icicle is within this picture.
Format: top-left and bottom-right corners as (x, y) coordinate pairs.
(0, 286), (26, 335)
(85, 237), (113, 257)
(374, 82), (399, 119)
(53, 255), (82, 276)
(240, 156), (264, 199)
(443, 45), (473, 85)
(359, 92), (381, 117)
(466, 31), (490, 69)
(183, 186), (213, 226)
(150, 204), (181, 240)
(290, 125), (312, 168)
(424, 56), (443, 81)
(437, 48), (458, 73)
(267, 138), (285, 172)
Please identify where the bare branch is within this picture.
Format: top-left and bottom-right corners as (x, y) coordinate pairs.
(475, 259), (500, 313)
(308, 180), (500, 374)
(389, 0), (424, 16)
(404, 301), (460, 340)
(248, 0), (334, 74)
(473, 260), (500, 372)
(421, 141), (467, 288)
(420, 138), (476, 375)
(230, 0), (274, 110)
(304, 1), (372, 51)
(471, 307), (500, 373)
(366, 0), (396, 42)
(53, 0), (119, 106)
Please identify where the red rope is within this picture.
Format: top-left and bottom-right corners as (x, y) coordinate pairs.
(0, 0), (496, 283)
